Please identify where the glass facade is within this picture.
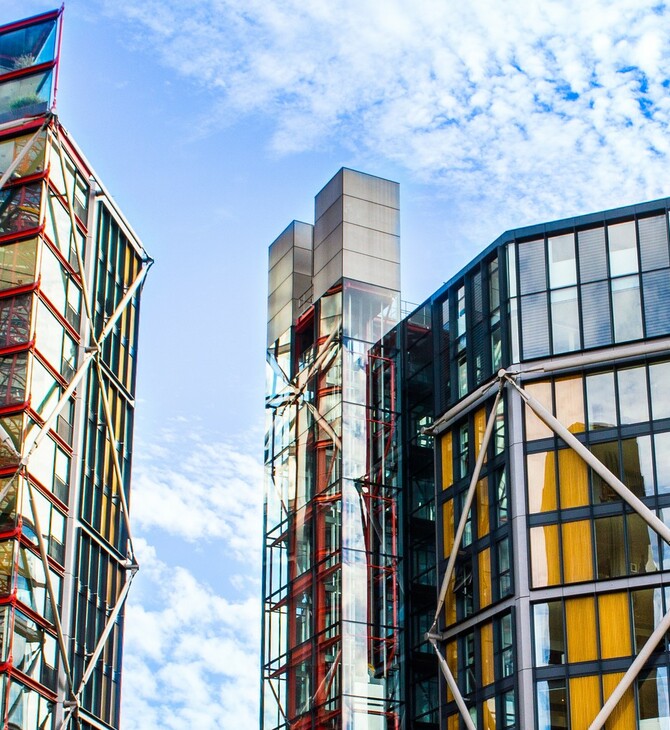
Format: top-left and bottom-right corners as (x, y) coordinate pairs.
(0, 11), (152, 730)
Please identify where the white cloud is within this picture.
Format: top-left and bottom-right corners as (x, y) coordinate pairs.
(131, 424), (264, 563)
(106, 0), (670, 241)
(121, 539), (261, 730)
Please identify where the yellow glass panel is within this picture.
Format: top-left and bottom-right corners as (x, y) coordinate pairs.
(527, 451), (557, 513)
(446, 640), (457, 703)
(447, 715), (459, 730)
(599, 592), (631, 659)
(555, 376), (585, 434)
(570, 675), (600, 730)
(445, 573), (456, 626)
(525, 380), (553, 440)
(477, 478), (489, 537)
(558, 447), (588, 508)
(479, 548), (492, 608)
(562, 520), (593, 583)
(443, 499), (454, 558)
(480, 621), (494, 686)
(602, 672), (635, 730)
(566, 596), (597, 662)
(483, 697), (496, 730)
(530, 525), (560, 587)
(474, 407), (486, 459)
(441, 432), (453, 489)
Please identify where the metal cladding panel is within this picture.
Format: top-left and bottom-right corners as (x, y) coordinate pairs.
(342, 195), (400, 236)
(314, 222), (344, 275)
(267, 300), (292, 346)
(268, 246), (294, 295)
(341, 221), (400, 262)
(293, 246), (312, 276)
(267, 275), (294, 321)
(292, 220), (314, 251)
(342, 249), (400, 291)
(315, 168), (344, 220)
(268, 222), (296, 267)
(314, 196), (344, 246)
(342, 168), (399, 209)
(292, 272), (311, 301)
(313, 250), (343, 301)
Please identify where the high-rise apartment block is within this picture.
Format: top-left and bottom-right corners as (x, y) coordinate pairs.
(263, 168), (670, 729)
(0, 10), (151, 730)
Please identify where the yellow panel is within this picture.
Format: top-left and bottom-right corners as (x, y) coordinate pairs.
(602, 672), (635, 730)
(443, 499), (454, 558)
(474, 407), (486, 460)
(446, 640), (457, 703)
(477, 478), (489, 537)
(483, 697), (496, 730)
(479, 548), (492, 608)
(445, 573), (456, 626)
(566, 596), (597, 662)
(480, 621), (494, 686)
(569, 675), (600, 730)
(599, 592), (631, 659)
(525, 381), (553, 440)
(447, 715), (459, 730)
(562, 520), (593, 583)
(530, 525), (560, 587)
(558, 447), (588, 508)
(441, 432), (453, 489)
(555, 376), (585, 434)
(527, 451), (557, 513)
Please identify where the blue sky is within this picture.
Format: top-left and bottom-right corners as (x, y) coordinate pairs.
(2, 0), (670, 727)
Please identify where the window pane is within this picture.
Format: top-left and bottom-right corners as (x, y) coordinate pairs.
(595, 515), (626, 578)
(558, 447), (589, 508)
(581, 280), (612, 348)
(612, 275), (643, 342)
(555, 376), (585, 434)
(537, 680), (567, 730)
(586, 371), (617, 430)
(518, 239), (546, 295)
(609, 220), (639, 276)
(0, 237), (38, 292)
(638, 215), (669, 271)
(562, 520), (593, 583)
(566, 596), (597, 661)
(530, 525), (560, 587)
(525, 381), (552, 440)
(627, 513), (658, 574)
(622, 435), (654, 497)
(591, 440), (621, 503)
(617, 366), (649, 424)
(551, 287), (580, 353)
(521, 292), (549, 359)
(650, 362), (670, 420)
(527, 451), (556, 513)
(570, 675), (601, 728)
(655, 432), (670, 493)
(599, 592), (632, 658)
(534, 602), (565, 666)
(643, 269), (670, 337)
(637, 667), (670, 725)
(632, 589), (662, 653)
(578, 226), (608, 282)
(548, 233), (576, 288)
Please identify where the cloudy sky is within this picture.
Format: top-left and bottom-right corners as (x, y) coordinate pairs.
(3, 0), (670, 727)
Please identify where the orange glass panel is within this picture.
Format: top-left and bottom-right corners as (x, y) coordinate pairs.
(445, 573), (456, 626)
(562, 520), (593, 583)
(479, 548), (492, 608)
(558, 447), (589, 508)
(443, 499), (454, 557)
(599, 592), (631, 659)
(602, 672), (635, 729)
(442, 432), (453, 488)
(569, 675), (600, 730)
(474, 407), (486, 459)
(527, 451), (557, 513)
(481, 622), (494, 685)
(477, 478), (490, 537)
(555, 376), (585, 434)
(566, 596), (597, 662)
(525, 381), (553, 440)
(530, 525), (560, 587)
(447, 715), (459, 730)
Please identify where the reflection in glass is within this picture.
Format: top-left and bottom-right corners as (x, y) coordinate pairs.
(0, 237), (38, 291)
(617, 367), (648, 424)
(612, 276), (643, 342)
(534, 602), (564, 666)
(651, 362), (670, 420)
(608, 220), (639, 276)
(643, 269), (670, 337)
(637, 667), (670, 727)
(536, 680), (567, 730)
(587, 370), (617, 429)
(595, 515), (626, 578)
(551, 287), (580, 353)
(548, 233), (576, 288)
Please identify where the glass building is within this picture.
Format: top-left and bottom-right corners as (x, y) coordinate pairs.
(264, 169), (670, 729)
(0, 10), (152, 730)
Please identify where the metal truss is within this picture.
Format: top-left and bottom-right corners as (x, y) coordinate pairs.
(0, 117), (151, 727)
(427, 367), (670, 730)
